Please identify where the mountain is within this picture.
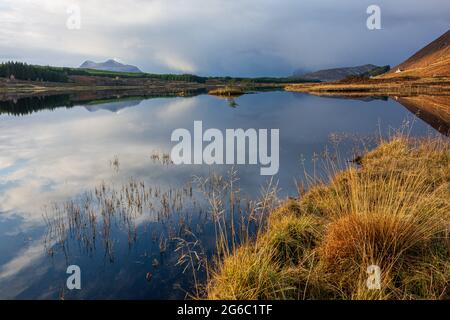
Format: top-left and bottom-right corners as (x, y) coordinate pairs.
(79, 59), (142, 73)
(293, 64), (380, 82)
(383, 29), (450, 78)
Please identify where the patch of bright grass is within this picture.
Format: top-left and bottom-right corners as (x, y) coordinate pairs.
(207, 135), (450, 300)
(208, 86), (245, 97)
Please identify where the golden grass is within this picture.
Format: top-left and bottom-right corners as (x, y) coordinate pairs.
(285, 77), (450, 96)
(208, 86), (245, 97)
(206, 136), (450, 300)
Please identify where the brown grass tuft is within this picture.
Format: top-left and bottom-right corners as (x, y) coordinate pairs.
(206, 135), (450, 300)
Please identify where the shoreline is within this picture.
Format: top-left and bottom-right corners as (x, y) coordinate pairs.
(285, 76), (450, 97)
(4, 75), (450, 101)
(0, 76), (289, 100)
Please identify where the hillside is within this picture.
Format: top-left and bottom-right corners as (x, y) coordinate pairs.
(293, 64), (379, 82)
(286, 30), (450, 96)
(382, 29), (450, 78)
(79, 59), (142, 73)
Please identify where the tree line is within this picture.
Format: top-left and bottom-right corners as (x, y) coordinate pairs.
(0, 62), (69, 82)
(0, 61), (320, 84)
(0, 61), (210, 83)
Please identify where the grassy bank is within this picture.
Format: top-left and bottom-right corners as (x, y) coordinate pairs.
(206, 136), (450, 300)
(285, 77), (450, 96)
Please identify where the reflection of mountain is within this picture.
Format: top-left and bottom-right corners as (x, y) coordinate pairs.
(84, 99), (143, 113)
(394, 95), (450, 135)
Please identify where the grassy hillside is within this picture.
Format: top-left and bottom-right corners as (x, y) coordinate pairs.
(383, 29), (450, 78)
(207, 136), (450, 300)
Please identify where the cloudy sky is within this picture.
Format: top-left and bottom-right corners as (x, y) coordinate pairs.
(0, 0), (448, 76)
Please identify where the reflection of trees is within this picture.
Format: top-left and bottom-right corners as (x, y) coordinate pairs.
(0, 95), (73, 116)
(0, 89), (207, 116)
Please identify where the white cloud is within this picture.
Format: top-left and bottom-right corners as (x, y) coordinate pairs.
(0, 238), (47, 282)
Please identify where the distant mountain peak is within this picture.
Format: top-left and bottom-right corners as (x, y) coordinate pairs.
(79, 59), (142, 73)
(293, 64), (380, 82)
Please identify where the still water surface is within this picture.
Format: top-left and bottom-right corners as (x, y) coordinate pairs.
(0, 91), (441, 299)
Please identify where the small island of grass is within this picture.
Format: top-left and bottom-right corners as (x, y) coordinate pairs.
(208, 86), (246, 97)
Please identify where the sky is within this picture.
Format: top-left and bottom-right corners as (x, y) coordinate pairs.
(0, 0), (449, 77)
